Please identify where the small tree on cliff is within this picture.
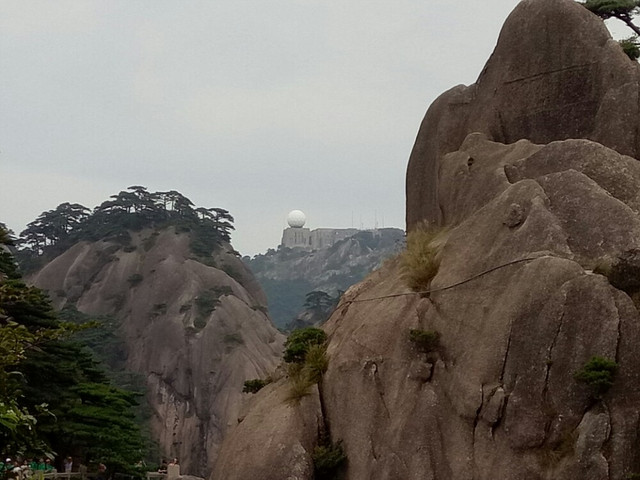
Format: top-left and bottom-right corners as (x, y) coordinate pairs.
(580, 0), (640, 58)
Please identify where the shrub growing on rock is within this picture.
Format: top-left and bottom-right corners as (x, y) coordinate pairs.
(283, 327), (327, 364)
(242, 378), (269, 394)
(574, 356), (618, 398)
(312, 441), (346, 479)
(408, 329), (440, 353)
(283, 328), (329, 405)
(127, 273), (143, 286)
(596, 249), (640, 295)
(400, 224), (445, 292)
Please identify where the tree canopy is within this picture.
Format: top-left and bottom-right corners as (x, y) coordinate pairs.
(17, 186), (235, 269)
(0, 225), (147, 472)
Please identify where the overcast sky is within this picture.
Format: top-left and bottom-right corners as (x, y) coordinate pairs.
(0, 0), (571, 256)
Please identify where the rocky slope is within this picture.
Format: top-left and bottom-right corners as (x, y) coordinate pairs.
(245, 228), (404, 328)
(29, 227), (284, 476)
(213, 1), (640, 479)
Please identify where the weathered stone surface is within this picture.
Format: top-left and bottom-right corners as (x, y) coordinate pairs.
(30, 228), (284, 477)
(218, 133), (640, 479)
(212, 381), (321, 480)
(407, 0), (640, 229)
(215, 1), (640, 477)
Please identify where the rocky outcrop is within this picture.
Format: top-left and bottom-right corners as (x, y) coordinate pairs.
(30, 228), (284, 476)
(212, 381), (322, 480)
(406, 0), (640, 229)
(321, 136), (640, 479)
(215, 133), (640, 480)
(213, 0), (640, 478)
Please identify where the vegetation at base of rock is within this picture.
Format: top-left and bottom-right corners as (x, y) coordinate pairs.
(284, 290), (342, 331)
(0, 226), (149, 472)
(312, 441), (346, 480)
(303, 343), (329, 384)
(242, 378), (270, 394)
(619, 35), (640, 58)
(193, 286), (234, 329)
(283, 331), (329, 405)
(127, 273), (144, 287)
(408, 329), (440, 353)
(284, 364), (314, 405)
(223, 333), (244, 345)
(15, 186), (235, 272)
(574, 356), (618, 397)
(283, 327), (327, 364)
(596, 249), (640, 294)
(400, 224), (444, 292)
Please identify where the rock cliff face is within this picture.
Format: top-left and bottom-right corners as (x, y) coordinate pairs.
(213, 1), (640, 479)
(406, 0), (640, 229)
(30, 228), (284, 476)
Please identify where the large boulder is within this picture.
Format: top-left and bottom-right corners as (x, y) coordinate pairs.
(406, 0), (640, 229)
(212, 381), (321, 480)
(321, 136), (640, 479)
(214, 134), (640, 479)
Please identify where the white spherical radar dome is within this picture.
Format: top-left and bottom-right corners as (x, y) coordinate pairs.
(287, 210), (306, 228)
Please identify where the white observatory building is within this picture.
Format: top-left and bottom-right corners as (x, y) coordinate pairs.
(280, 210), (358, 250)
(280, 210), (311, 248)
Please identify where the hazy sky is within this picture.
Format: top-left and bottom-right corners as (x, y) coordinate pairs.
(0, 0), (565, 256)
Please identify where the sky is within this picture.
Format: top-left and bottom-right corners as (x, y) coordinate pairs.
(1, 0), (607, 256)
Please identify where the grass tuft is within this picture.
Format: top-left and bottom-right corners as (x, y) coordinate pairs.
(400, 223), (445, 292)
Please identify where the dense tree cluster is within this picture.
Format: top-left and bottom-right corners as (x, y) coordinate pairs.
(17, 186), (234, 260)
(0, 226), (147, 473)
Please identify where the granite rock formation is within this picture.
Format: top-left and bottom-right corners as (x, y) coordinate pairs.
(406, 0), (640, 229)
(30, 228), (284, 477)
(213, 1), (640, 479)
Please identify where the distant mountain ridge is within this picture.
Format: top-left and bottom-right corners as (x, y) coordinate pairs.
(244, 228), (404, 328)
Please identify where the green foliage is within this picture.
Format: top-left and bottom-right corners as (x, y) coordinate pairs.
(312, 441), (346, 479)
(193, 287), (231, 329)
(283, 327), (327, 364)
(400, 224), (444, 292)
(0, 244), (148, 471)
(619, 35), (640, 58)
(408, 329), (440, 353)
(223, 333), (244, 345)
(304, 343), (329, 384)
(284, 335), (329, 405)
(242, 378), (269, 394)
(127, 274), (144, 287)
(602, 249), (640, 294)
(284, 364), (314, 405)
(142, 233), (158, 252)
(16, 187), (236, 271)
(301, 290), (340, 325)
(574, 356), (618, 397)
(582, 0), (639, 19)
